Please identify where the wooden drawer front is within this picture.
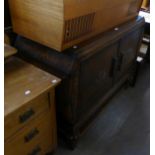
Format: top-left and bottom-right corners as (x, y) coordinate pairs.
(5, 110), (54, 155)
(5, 92), (51, 140)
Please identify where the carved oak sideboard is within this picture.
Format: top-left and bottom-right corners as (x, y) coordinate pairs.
(15, 16), (145, 149)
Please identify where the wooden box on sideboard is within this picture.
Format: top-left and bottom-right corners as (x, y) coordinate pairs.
(8, 0), (143, 51)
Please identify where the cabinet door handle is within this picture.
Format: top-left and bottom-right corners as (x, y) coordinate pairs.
(25, 128), (39, 143)
(28, 146), (41, 155)
(109, 58), (116, 77)
(117, 53), (124, 71)
(19, 108), (35, 123)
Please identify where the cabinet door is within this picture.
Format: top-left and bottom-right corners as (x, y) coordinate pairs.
(78, 43), (118, 117)
(115, 29), (142, 81)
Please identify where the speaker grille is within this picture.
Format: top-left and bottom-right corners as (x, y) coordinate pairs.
(64, 13), (95, 42)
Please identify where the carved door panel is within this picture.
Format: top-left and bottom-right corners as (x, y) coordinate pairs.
(78, 43), (118, 117)
(115, 29), (142, 81)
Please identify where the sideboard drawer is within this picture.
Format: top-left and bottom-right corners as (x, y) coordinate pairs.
(5, 92), (53, 140)
(5, 109), (54, 155)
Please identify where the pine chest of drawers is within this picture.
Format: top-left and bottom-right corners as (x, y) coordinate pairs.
(4, 57), (61, 155)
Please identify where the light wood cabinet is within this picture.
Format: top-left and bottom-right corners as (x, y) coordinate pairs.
(141, 0), (149, 8)
(5, 57), (61, 155)
(8, 0), (143, 51)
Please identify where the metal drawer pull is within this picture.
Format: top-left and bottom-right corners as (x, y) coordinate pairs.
(25, 128), (39, 142)
(19, 108), (35, 123)
(28, 146), (41, 155)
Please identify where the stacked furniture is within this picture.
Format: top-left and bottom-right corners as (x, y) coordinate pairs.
(4, 46), (61, 154)
(6, 0), (145, 150)
(16, 17), (145, 149)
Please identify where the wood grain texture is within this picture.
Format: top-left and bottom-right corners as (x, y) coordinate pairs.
(5, 110), (54, 155)
(5, 92), (49, 140)
(141, 0), (149, 8)
(9, 0), (64, 51)
(5, 57), (61, 118)
(4, 44), (17, 58)
(9, 0), (143, 51)
(5, 57), (61, 154)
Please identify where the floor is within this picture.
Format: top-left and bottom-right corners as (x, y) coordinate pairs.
(55, 62), (150, 155)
